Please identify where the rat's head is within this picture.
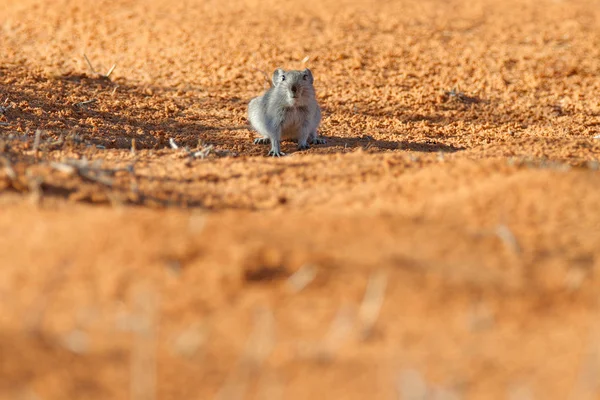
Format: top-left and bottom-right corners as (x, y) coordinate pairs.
(272, 68), (315, 107)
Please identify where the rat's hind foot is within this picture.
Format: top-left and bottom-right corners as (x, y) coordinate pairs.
(254, 138), (270, 145)
(298, 143), (310, 150)
(310, 137), (326, 145)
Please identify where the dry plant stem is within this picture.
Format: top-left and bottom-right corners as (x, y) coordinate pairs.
(318, 305), (354, 360)
(216, 306), (276, 400)
(83, 53), (97, 74)
(75, 99), (97, 107)
(357, 271), (388, 340)
(25, 262), (72, 336)
(49, 160), (115, 186)
(495, 224), (521, 253)
(397, 369), (428, 400)
(83, 53), (117, 78)
(130, 285), (159, 400)
(568, 323), (600, 400)
(26, 170), (43, 205)
(286, 264), (317, 293)
(1, 156), (17, 180)
(105, 64), (117, 78)
(170, 137), (214, 159)
(33, 129), (41, 158)
(193, 144), (213, 159)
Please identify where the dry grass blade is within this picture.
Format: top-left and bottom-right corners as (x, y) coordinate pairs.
(0, 97), (9, 115)
(50, 162), (77, 175)
(294, 305), (354, 362)
(75, 98), (97, 108)
(286, 264), (317, 293)
(25, 169), (43, 205)
(130, 284), (159, 400)
(216, 306), (276, 400)
(24, 262), (72, 335)
(169, 138), (179, 149)
(357, 270), (388, 340)
(33, 129), (42, 156)
(397, 369), (428, 400)
(508, 383), (534, 400)
(105, 64), (117, 78)
(50, 159), (115, 186)
(1, 156), (17, 180)
(78, 169), (114, 186)
(83, 54), (116, 79)
(83, 53), (97, 74)
(569, 324), (600, 400)
(495, 224), (520, 253)
(192, 144), (214, 159)
(319, 305), (354, 360)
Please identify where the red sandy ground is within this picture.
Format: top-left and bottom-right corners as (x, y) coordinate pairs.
(1, 0), (600, 398)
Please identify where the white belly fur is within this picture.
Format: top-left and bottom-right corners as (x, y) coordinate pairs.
(281, 107), (305, 140)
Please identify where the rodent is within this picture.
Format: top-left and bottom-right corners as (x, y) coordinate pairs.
(248, 68), (325, 157)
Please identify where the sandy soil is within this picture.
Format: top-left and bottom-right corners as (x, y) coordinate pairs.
(1, 0), (600, 398)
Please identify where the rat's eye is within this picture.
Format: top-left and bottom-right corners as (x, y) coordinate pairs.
(281, 75), (286, 81)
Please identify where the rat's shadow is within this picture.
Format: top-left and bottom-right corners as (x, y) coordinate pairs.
(322, 134), (465, 153)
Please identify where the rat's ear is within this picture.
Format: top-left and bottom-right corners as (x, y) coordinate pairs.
(272, 68), (285, 85)
(302, 68), (314, 84)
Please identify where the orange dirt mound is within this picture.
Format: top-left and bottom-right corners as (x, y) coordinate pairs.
(1, 0), (600, 398)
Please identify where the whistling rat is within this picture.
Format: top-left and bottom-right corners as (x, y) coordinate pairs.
(248, 68), (325, 157)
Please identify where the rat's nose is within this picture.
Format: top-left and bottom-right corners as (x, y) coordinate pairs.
(291, 84), (298, 94)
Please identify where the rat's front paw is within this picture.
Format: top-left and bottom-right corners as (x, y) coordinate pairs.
(254, 138), (270, 145)
(267, 150), (286, 157)
(311, 137), (326, 145)
(298, 143), (310, 150)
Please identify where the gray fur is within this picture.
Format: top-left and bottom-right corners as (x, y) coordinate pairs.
(248, 68), (325, 157)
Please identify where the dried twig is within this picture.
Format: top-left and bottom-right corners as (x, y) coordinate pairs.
(75, 99), (97, 108)
(192, 144), (213, 159)
(49, 159), (115, 186)
(170, 137), (214, 160)
(444, 87), (481, 104)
